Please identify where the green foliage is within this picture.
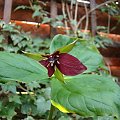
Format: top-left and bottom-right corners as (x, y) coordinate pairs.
(42, 16), (64, 27)
(77, 31), (114, 49)
(14, 5), (31, 11)
(35, 95), (50, 114)
(50, 34), (73, 53)
(94, 35), (113, 48)
(100, 2), (120, 16)
(32, 5), (48, 19)
(0, 81), (18, 93)
(0, 102), (17, 120)
(0, 82), (52, 119)
(15, 0), (48, 21)
(50, 35), (120, 119)
(99, 1), (120, 33)
(51, 74), (120, 118)
(0, 21), (30, 53)
(0, 21), (50, 53)
(0, 52), (48, 83)
(0, 34), (120, 120)
(69, 42), (103, 73)
(15, 1), (64, 28)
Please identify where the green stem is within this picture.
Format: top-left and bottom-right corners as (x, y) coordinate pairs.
(48, 104), (55, 120)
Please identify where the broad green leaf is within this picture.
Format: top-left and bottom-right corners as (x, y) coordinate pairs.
(51, 74), (120, 118)
(69, 43), (103, 73)
(0, 52), (48, 83)
(50, 34), (73, 54)
(22, 51), (44, 61)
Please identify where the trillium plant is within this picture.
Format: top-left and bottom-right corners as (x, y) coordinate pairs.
(0, 34), (120, 120)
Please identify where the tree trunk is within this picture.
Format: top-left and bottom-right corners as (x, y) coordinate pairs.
(90, 0), (97, 36)
(50, 0), (58, 37)
(3, 0), (13, 23)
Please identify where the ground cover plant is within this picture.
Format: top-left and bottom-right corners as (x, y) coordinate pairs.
(0, 20), (50, 54)
(0, 33), (120, 120)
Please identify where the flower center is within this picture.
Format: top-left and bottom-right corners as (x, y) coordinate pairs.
(48, 55), (59, 67)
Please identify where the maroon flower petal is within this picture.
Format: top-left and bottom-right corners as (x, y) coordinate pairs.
(39, 60), (55, 77)
(39, 59), (49, 68)
(56, 53), (87, 76)
(47, 65), (55, 77)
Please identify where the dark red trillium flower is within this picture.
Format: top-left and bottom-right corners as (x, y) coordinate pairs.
(39, 51), (87, 77)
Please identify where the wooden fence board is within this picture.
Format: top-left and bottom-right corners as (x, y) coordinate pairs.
(14, 21), (50, 38)
(104, 57), (120, 66)
(99, 47), (120, 57)
(110, 66), (120, 77)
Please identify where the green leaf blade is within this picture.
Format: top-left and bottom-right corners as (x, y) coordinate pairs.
(50, 34), (73, 54)
(51, 75), (120, 118)
(0, 52), (48, 83)
(69, 43), (103, 73)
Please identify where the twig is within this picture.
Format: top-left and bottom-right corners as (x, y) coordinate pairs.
(83, 3), (89, 34)
(62, 0), (69, 35)
(66, 4), (72, 21)
(74, 1), (78, 22)
(70, 0), (73, 19)
(29, 0), (33, 9)
(107, 14), (111, 34)
(66, 3), (74, 31)
(74, 1), (79, 36)
(18, 84), (28, 92)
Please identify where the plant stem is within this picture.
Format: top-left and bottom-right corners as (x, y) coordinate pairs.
(90, 0), (97, 36)
(48, 104), (55, 120)
(62, 0), (69, 35)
